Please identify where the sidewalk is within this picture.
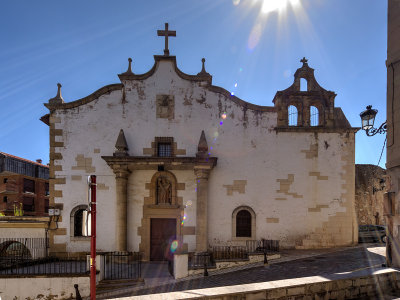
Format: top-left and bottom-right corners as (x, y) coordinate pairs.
(96, 243), (389, 299)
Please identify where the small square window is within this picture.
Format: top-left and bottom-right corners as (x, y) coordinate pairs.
(3, 178), (8, 184)
(158, 143), (172, 157)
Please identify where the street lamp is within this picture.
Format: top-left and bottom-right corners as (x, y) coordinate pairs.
(360, 105), (387, 136)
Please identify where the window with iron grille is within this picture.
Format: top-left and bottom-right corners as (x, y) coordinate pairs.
(23, 197), (35, 212)
(158, 143), (172, 157)
(236, 210), (251, 237)
(154, 137), (174, 157)
(23, 178), (35, 193)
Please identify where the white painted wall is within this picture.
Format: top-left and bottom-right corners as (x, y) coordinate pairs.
(0, 276), (89, 300)
(50, 58), (356, 252)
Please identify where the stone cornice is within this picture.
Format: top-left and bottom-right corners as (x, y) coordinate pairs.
(44, 83), (123, 111)
(102, 156), (217, 171)
(275, 127), (360, 133)
(207, 85), (276, 113)
(43, 55), (278, 114)
(0, 216), (50, 228)
(118, 55), (212, 83)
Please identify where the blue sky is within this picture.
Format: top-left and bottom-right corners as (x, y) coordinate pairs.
(0, 0), (387, 167)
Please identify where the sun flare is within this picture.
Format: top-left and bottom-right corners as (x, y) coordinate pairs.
(261, 0), (300, 13)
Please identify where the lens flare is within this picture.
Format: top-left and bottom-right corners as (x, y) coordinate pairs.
(232, 0), (240, 5)
(230, 91), (235, 96)
(170, 240), (179, 252)
(247, 23), (262, 50)
(221, 113), (227, 119)
(186, 200), (193, 207)
(234, 83), (238, 88)
(181, 214), (187, 225)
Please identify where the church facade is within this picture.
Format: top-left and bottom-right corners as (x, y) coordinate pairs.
(42, 26), (358, 260)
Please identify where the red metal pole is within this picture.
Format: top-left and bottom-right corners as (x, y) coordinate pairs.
(90, 175), (96, 300)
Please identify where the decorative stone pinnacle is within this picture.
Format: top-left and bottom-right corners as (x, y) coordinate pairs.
(114, 129), (129, 157)
(127, 58), (133, 73)
(197, 130), (208, 153)
(197, 58), (211, 77)
(48, 82), (64, 104)
(121, 58), (134, 76)
(300, 57), (308, 66)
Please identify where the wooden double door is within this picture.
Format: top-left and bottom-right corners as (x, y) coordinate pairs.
(150, 218), (176, 261)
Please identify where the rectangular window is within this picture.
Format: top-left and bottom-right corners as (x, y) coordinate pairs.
(23, 178), (35, 194)
(23, 197), (35, 212)
(45, 182), (49, 196)
(158, 143), (172, 157)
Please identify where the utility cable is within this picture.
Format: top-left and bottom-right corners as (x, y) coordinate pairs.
(377, 136), (387, 166)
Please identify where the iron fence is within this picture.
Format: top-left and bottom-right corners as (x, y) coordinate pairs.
(103, 251), (141, 280)
(0, 256), (88, 276)
(246, 239), (280, 253)
(0, 237), (48, 262)
(188, 252), (215, 269)
(210, 246), (248, 260)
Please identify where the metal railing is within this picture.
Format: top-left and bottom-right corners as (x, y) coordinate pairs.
(211, 246), (248, 260)
(0, 238), (48, 262)
(246, 239), (280, 253)
(103, 251), (141, 280)
(188, 252), (214, 269)
(0, 256), (88, 276)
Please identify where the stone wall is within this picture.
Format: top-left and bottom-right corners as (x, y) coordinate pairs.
(120, 270), (400, 300)
(0, 275), (89, 300)
(386, 0), (400, 268)
(355, 164), (387, 225)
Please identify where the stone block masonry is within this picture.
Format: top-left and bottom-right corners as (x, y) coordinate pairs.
(121, 270), (400, 300)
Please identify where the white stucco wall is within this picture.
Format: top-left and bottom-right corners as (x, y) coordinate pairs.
(48, 57), (356, 253)
(0, 276), (89, 300)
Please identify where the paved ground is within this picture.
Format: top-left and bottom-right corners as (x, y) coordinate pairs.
(102, 242), (399, 299)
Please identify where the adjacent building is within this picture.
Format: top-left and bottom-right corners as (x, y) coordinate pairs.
(0, 152), (49, 216)
(355, 164), (387, 226)
(386, 0), (400, 267)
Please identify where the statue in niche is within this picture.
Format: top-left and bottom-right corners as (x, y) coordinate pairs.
(157, 176), (172, 204)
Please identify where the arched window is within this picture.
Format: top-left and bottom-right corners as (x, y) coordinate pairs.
(300, 78), (307, 91)
(70, 205), (90, 237)
(310, 106), (319, 126)
(288, 105), (298, 126)
(232, 206), (256, 240)
(236, 210), (251, 237)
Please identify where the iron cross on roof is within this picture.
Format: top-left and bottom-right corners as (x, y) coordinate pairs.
(157, 23), (176, 56)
